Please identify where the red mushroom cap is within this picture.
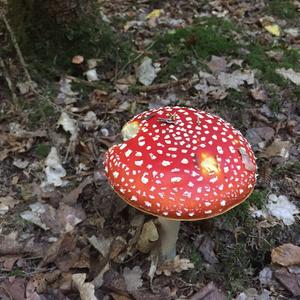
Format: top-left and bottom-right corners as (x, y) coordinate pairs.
(104, 106), (257, 220)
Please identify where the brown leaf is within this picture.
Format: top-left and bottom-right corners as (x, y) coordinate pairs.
(0, 277), (27, 300)
(40, 233), (76, 267)
(274, 268), (300, 296)
(123, 266), (143, 292)
(189, 282), (226, 300)
(0, 256), (19, 271)
(207, 56), (227, 74)
(0, 196), (19, 215)
(110, 237), (127, 261)
(131, 287), (173, 300)
(272, 244), (300, 267)
(26, 274), (45, 300)
(157, 255), (194, 276)
(0, 232), (45, 256)
(72, 273), (97, 300)
(250, 87), (268, 101)
(261, 139), (292, 159)
(194, 235), (219, 264)
(0, 132), (34, 161)
(245, 127), (275, 147)
(62, 176), (92, 205)
(88, 234), (113, 258)
(136, 220), (159, 253)
(41, 202), (86, 234)
(110, 293), (132, 300)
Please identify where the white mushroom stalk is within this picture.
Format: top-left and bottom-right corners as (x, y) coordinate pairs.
(104, 106), (257, 264)
(158, 217), (181, 261)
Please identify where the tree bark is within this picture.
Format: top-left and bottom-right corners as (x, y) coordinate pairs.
(6, 0), (116, 75)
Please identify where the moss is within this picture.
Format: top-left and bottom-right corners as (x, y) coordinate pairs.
(266, 0), (298, 21)
(154, 17), (238, 81)
(244, 43), (300, 88)
(220, 190), (267, 222)
(34, 143), (50, 158)
(8, 0), (135, 81)
(28, 101), (56, 125)
(274, 161), (300, 176)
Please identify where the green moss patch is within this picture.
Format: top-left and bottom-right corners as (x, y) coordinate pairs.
(154, 18), (238, 80)
(266, 0), (298, 21)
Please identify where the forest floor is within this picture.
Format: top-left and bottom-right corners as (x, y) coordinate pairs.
(0, 0), (300, 299)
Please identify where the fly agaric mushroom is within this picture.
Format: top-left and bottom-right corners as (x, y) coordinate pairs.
(104, 106), (257, 261)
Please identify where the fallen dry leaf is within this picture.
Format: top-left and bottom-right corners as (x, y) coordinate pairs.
(245, 127), (275, 147)
(57, 112), (78, 142)
(272, 244), (300, 267)
(62, 176), (92, 205)
(136, 220), (159, 253)
(110, 236), (127, 261)
(123, 266), (143, 292)
(207, 55), (227, 73)
(260, 17), (281, 36)
(194, 235), (219, 264)
(136, 57), (158, 86)
(276, 68), (300, 85)
(40, 147), (67, 191)
(0, 277), (27, 300)
(0, 131), (34, 161)
(20, 202), (53, 230)
(131, 287), (173, 300)
(274, 268), (300, 296)
(189, 282), (226, 300)
(218, 70), (254, 90)
(259, 267), (273, 286)
(72, 273), (97, 300)
(0, 232), (45, 256)
(251, 194), (299, 225)
(56, 77), (78, 105)
(82, 111), (102, 131)
(0, 256), (19, 272)
(42, 202), (86, 233)
(0, 195), (19, 215)
(235, 288), (271, 300)
(88, 234), (113, 258)
(157, 255), (194, 276)
(261, 139), (292, 159)
(250, 87), (268, 101)
(146, 9), (161, 19)
(40, 233), (76, 266)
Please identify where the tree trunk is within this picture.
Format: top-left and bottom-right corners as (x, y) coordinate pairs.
(7, 0), (117, 75)
(47, 0), (93, 25)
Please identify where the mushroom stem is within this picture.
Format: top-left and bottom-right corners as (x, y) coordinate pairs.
(158, 217), (181, 262)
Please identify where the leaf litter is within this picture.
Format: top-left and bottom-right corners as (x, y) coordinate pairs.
(1, 0), (300, 299)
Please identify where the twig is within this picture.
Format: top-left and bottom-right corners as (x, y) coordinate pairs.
(0, 267), (57, 280)
(112, 41), (156, 82)
(0, 286), (13, 300)
(0, 57), (19, 108)
(66, 75), (108, 90)
(1, 12), (81, 118)
(1, 13), (32, 83)
(136, 77), (199, 93)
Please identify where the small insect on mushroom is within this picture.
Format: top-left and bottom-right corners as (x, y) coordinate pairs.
(104, 106), (257, 262)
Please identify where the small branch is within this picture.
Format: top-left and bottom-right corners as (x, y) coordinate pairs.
(66, 75), (109, 90)
(1, 12), (32, 83)
(1, 12), (82, 118)
(112, 41), (156, 82)
(0, 267), (57, 281)
(136, 78), (199, 93)
(0, 57), (19, 108)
